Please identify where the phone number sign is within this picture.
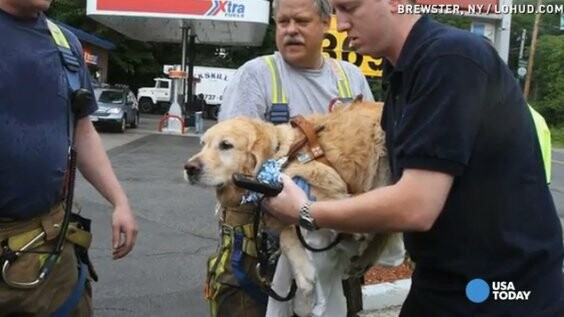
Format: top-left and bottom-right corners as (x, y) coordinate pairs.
(322, 15), (383, 78)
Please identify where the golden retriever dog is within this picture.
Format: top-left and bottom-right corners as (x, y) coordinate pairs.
(184, 100), (395, 316)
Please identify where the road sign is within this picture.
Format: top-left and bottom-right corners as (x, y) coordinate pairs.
(517, 67), (527, 77)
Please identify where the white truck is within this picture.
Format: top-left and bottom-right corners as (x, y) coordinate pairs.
(137, 65), (236, 119)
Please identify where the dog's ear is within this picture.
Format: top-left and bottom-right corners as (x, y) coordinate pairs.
(245, 120), (277, 174)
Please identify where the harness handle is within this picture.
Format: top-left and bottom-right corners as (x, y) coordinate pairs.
(295, 226), (344, 252)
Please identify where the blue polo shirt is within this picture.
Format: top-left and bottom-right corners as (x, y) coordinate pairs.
(0, 9), (97, 219)
(382, 16), (564, 315)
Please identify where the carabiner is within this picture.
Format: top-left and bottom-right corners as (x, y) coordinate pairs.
(1, 230), (47, 289)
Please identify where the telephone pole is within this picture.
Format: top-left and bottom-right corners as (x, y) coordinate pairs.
(523, 0), (543, 101)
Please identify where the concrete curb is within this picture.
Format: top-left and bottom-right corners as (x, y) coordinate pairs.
(361, 278), (411, 311)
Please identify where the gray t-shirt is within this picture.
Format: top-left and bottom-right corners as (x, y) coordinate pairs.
(218, 52), (374, 121)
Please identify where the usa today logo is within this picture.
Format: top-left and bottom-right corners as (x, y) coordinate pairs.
(466, 278), (531, 303)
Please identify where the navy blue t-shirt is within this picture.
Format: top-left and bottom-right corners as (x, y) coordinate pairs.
(0, 9), (97, 219)
(382, 16), (564, 315)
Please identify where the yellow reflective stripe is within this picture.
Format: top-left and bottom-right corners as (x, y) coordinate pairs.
(265, 57), (278, 102)
(207, 242), (230, 301)
(209, 300), (217, 317)
(238, 224), (257, 257)
(242, 239), (256, 257)
(328, 59), (353, 99)
(241, 223), (254, 238)
(337, 80), (346, 98)
(264, 55), (288, 104)
(46, 19), (70, 49)
(529, 105), (551, 183)
(220, 224), (257, 257)
(217, 248), (229, 281)
(221, 231), (231, 247)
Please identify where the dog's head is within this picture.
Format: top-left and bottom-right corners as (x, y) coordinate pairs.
(184, 116), (292, 191)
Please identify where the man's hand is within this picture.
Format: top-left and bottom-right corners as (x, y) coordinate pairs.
(111, 203), (138, 259)
(262, 174), (308, 224)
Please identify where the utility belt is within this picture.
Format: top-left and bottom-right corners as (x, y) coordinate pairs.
(0, 202), (97, 288)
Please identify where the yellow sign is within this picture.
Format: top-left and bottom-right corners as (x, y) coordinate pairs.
(322, 15), (383, 78)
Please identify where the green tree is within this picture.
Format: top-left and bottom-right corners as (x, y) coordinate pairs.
(509, 0), (564, 125)
(530, 34), (564, 125)
(47, 0), (161, 91)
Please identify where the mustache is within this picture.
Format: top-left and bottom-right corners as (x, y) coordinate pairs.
(283, 37), (305, 45)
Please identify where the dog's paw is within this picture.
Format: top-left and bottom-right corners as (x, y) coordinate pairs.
(293, 262), (316, 316)
(294, 259), (316, 293)
(293, 286), (315, 317)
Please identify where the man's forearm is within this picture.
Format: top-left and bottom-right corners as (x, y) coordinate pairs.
(311, 186), (418, 233)
(74, 119), (129, 207)
(311, 169), (452, 233)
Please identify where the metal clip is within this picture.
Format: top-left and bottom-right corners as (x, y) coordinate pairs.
(296, 151), (313, 164)
(1, 230), (47, 288)
(255, 262), (270, 286)
(276, 156), (289, 167)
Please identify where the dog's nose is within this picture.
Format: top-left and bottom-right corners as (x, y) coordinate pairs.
(184, 159), (202, 176)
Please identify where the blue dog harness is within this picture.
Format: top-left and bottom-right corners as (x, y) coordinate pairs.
(233, 158), (315, 303)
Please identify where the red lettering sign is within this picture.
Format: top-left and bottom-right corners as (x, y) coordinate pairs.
(97, 0), (211, 15)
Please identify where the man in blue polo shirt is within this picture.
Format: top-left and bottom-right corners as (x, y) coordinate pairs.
(0, 0), (138, 315)
(263, 0), (564, 316)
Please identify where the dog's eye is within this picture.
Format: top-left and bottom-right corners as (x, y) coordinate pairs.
(219, 140), (233, 150)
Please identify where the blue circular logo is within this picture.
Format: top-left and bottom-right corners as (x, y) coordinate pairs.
(466, 278), (490, 303)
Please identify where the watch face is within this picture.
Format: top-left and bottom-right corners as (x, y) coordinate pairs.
(299, 216), (308, 229)
(299, 213), (315, 230)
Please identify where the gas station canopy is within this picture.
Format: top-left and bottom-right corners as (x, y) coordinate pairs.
(86, 0), (271, 46)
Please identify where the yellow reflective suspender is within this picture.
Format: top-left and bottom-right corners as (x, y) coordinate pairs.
(327, 58), (353, 101)
(46, 19), (71, 49)
(263, 55), (354, 123)
(264, 55), (288, 105)
(45, 19), (82, 145)
(264, 55), (290, 124)
(46, 19), (81, 75)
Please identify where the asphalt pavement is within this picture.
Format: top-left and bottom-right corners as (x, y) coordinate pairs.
(78, 115), (217, 316)
(80, 114), (564, 317)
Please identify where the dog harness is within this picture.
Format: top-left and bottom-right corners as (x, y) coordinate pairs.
(205, 159), (317, 309)
(263, 55), (354, 124)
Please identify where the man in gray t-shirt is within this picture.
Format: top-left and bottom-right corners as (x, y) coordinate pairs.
(219, 51), (374, 120)
(210, 0), (388, 316)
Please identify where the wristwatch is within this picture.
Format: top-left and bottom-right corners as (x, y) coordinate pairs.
(298, 201), (318, 231)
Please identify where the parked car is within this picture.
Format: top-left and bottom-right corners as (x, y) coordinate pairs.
(90, 84), (139, 133)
